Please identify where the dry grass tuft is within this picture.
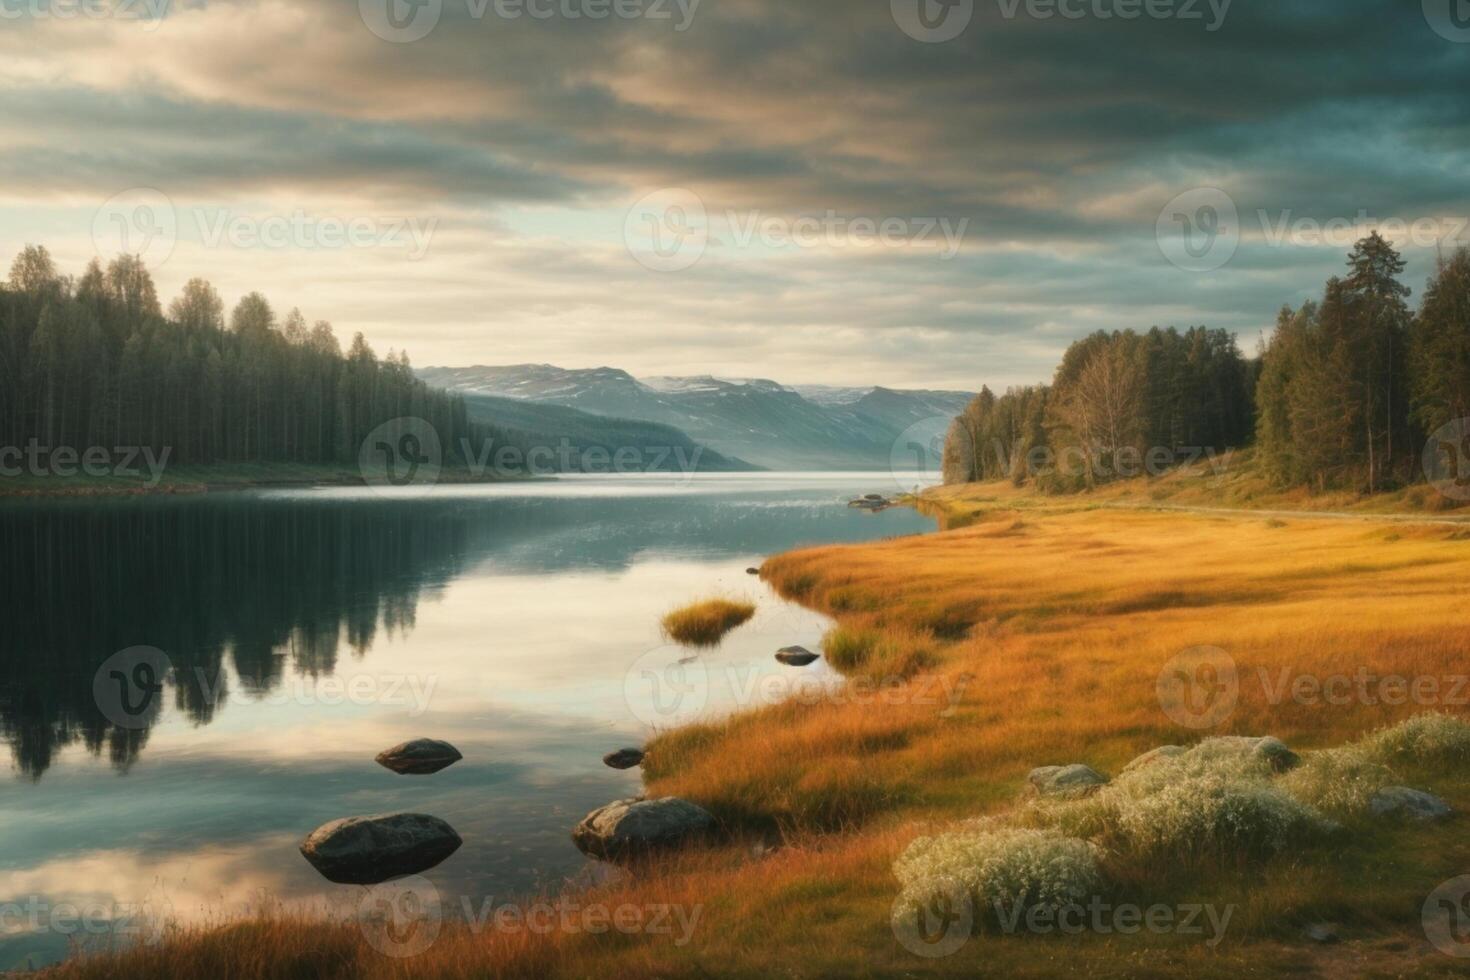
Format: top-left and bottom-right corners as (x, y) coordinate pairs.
(660, 597), (756, 647)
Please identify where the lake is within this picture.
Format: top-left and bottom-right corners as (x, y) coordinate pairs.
(0, 472), (935, 969)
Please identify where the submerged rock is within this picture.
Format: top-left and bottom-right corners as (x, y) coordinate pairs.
(375, 738), (463, 775)
(1369, 786), (1451, 822)
(775, 646), (820, 667)
(572, 797), (715, 861)
(1028, 764), (1108, 797)
(300, 812), (462, 884)
(603, 748), (645, 770)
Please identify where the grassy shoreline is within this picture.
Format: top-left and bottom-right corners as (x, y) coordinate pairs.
(45, 467), (1470, 978)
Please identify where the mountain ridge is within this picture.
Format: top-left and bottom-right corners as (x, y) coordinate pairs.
(418, 364), (973, 471)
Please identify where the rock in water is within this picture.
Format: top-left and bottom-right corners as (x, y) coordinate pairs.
(300, 813), (462, 884)
(603, 748), (645, 770)
(745, 567), (760, 575)
(1028, 764), (1108, 797)
(375, 738), (463, 775)
(775, 646), (820, 667)
(572, 797), (714, 861)
(1369, 786), (1452, 822)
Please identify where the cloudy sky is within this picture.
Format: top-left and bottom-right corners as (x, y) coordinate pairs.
(3, 0), (1468, 389)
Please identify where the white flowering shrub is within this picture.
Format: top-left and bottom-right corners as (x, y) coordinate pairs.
(1357, 713), (1470, 767)
(1108, 773), (1331, 860)
(1025, 739), (1331, 864)
(1279, 747), (1392, 813)
(892, 828), (1103, 930)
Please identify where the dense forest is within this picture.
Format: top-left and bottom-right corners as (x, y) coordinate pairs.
(944, 234), (1470, 495)
(0, 245), (478, 469)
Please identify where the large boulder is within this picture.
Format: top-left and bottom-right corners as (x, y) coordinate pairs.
(375, 738), (463, 775)
(300, 812), (462, 884)
(603, 748), (645, 770)
(775, 646), (820, 667)
(1028, 764), (1108, 797)
(572, 797), (715, 861)
(1369, 787), (1452, 822)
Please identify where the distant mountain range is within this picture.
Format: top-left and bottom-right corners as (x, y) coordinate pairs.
(419, 364), (974, 470)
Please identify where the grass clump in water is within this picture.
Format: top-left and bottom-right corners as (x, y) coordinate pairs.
(661, 597), (756, 647)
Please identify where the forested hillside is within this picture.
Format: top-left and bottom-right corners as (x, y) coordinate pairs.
(0, 246), (476, 468)
(945, 235), (1470, 496)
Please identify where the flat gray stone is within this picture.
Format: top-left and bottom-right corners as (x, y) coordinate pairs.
(572, 797), (714, 862)
(375, 738), (463, 775)
(775, 646), (820, 667)
(603, 748), (645, 770)
(1369, 787), (1451, 822)
(1028, 764), (1108, 797)
(300, 812), (462, 884)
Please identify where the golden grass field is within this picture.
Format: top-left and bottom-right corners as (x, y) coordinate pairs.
(54, 469), (1470, 979)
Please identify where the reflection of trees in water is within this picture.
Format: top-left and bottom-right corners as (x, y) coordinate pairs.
(0, 498), (468, 780)
(1, 488), (932, 781)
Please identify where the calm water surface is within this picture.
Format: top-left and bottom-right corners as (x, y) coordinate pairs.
(0, 472), (934, 968)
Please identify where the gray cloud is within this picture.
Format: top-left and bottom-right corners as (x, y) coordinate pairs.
(1, 0), (1466, 385)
